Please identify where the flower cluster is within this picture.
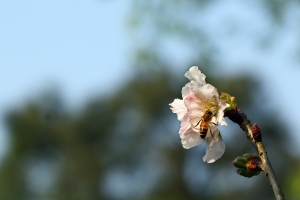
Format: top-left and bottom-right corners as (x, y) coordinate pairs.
(169, 66), (229, 163)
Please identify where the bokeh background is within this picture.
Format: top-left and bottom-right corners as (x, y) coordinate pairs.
(1, 0), (300, 199)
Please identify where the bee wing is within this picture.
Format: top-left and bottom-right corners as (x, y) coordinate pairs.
(189, 117), (202, 131)
(211, 116), (218, 125)
(207, 128), (222, 144)
(209, 123), (218, 133)
(205, 124), (218, 142)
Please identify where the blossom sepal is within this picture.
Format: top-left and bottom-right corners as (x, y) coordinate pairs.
(220, 93), (245, 125)
(220, 92), (237, 113)
(232, 153), (262, 178)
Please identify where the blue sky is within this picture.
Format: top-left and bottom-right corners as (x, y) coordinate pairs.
(1, 0), (131, 105)
(1, 0), (300, 162)
(0, 0), (132, 159)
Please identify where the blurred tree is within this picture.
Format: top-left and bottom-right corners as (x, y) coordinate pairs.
(1, 63), (294, 200)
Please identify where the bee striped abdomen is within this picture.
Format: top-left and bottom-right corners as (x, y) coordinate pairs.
(199, 121), (209, 139)
(199, 109), (214, 139)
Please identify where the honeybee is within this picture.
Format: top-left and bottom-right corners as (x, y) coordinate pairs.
(190, 109), (218, 140)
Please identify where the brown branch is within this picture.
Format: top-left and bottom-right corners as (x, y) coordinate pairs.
(225, 108), (285, 200)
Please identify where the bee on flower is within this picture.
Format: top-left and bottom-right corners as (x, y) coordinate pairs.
(169, 66), (229, 163)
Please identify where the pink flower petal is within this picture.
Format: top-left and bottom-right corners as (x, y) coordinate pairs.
(184, 93), (204, 118)
(179, 114), (190, 138)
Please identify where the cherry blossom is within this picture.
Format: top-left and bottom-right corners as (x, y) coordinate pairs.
(169, 66), (229, 163)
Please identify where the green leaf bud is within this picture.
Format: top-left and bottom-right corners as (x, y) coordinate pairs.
(220, 92), (237, 112)
(232, 153), (262, 178)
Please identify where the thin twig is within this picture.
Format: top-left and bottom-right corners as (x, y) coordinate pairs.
(225, 108), (285, 200)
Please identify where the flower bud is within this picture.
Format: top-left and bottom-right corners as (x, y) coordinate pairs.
(252, 124), (262, 142)
(232, 153), (262, 178)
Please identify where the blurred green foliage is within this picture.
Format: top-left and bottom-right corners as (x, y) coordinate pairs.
(2, 64), (295, 200)
(2, 0), (300, 199)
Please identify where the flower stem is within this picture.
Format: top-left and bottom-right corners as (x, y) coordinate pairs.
(226, 108), (285, 200)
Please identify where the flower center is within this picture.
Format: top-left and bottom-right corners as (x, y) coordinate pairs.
(202, 95), (219, 116)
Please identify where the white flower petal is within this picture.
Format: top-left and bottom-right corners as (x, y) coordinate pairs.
(217, 101), (229, 126)
(217, 109), (227, 126)
(169, 99), (187, 121)
(184, 66), (206, 84)
(182, 83), (191, 98)
(202, 129), (225, 163)
(181, 128), (204, 149)
(193, 84), (218, 100)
